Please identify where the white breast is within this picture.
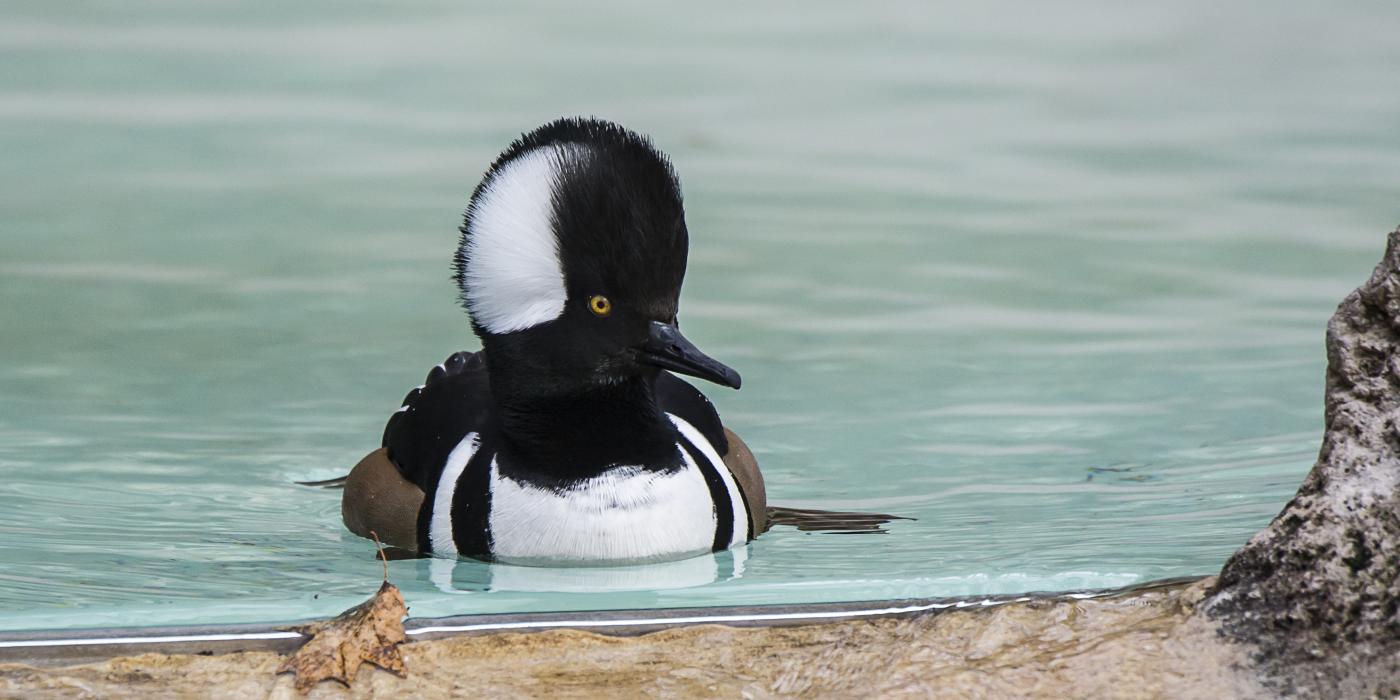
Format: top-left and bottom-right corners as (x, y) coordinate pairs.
(487, 455), (717, 565)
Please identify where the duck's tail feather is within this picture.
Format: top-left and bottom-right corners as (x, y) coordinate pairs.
(765, 506), (912, 534)
(296, 476), (348, 489)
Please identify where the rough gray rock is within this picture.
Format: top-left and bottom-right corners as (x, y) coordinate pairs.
(1203, 227), (1400, 697)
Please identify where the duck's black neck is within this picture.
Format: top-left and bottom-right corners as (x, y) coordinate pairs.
(490, 372), (681, 484)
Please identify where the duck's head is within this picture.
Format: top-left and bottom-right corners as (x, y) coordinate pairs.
(453, 118), (740, 399)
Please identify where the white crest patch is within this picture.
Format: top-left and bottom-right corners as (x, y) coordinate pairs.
(463, 144), (583, 334)
(487, 456), (716, 565)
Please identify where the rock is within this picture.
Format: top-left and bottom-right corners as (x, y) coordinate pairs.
(1202, 227), (1400, 697)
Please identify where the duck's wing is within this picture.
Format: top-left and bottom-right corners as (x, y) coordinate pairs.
(381, 350), (496, 494)
(333, 351), (494, 554)
(342, 447), (423, 550)
(719, 427), (767, 533)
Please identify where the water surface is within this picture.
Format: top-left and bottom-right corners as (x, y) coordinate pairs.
(2, 1), (1399, 630)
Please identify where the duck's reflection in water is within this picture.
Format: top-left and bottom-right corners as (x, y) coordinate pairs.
(428, 547), (749, 594)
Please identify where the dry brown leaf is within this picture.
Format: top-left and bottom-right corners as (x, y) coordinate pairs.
(277, 580), (409, 692)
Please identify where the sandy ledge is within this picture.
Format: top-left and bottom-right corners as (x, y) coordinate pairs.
(0, 578), (1263, 699)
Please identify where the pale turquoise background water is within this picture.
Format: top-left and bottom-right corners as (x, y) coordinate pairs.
(2, 1), (1399, 631)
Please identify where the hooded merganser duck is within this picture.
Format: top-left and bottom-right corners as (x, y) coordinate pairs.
(340, 118), (765, 564)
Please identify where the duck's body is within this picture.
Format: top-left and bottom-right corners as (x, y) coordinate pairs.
(341, 118), (765, 564)
(351, 350), (762, 563)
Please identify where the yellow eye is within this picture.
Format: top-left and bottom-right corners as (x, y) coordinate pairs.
(588, 295), (612, 317)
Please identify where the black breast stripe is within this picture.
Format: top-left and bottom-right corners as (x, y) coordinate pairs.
(678, 434), (734, 552)
(733, 473), (755, 541)
(449, 441), (496, 560)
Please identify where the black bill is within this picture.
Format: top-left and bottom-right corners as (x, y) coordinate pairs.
(639, 321), (742, 390)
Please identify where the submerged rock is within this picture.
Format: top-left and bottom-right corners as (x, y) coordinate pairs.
(1203, 227), (1400, 697)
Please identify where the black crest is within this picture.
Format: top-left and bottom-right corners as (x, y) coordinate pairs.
(453, 117), (690, 335)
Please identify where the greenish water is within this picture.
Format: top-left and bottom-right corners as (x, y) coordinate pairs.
(2, 1), (1398, 631)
